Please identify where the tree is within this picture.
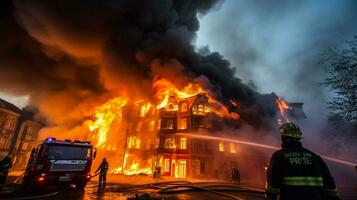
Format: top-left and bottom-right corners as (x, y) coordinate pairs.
(322, 36), (357, 122)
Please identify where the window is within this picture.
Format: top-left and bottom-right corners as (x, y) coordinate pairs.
(229, 143), (237, 153)
(180, 103), (188, 112)
(164, 159), (170, 172)
(135, 138), (141, 149)
(136, 121), (142, 132)
(164, 138), (176, 149)
(0, 137), (9, 149)
(198, 104), (204, 112)
(166, 120), (174, 129)
(178, 118), (187, 130)
(219, 142), (225, 152)
(192, 104), (205, 115)
(46, 145), (91, 160)
(157, 119), (161, 130)
(149, 121), (155, 132)
(26, 127), (33, 135)
(128, 136), (141, 149)
(180, 138), (187, 149)
(4, 119), (15, 131)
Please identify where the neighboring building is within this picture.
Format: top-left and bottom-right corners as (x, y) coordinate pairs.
(0, 99), (22, 158)
(12, 110), (44, 169)
(0, 98), (44, 169)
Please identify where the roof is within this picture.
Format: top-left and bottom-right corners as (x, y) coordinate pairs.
(0, 98), (22, 114)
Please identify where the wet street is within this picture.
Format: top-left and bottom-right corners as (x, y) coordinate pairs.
(1, 174), (356, 200)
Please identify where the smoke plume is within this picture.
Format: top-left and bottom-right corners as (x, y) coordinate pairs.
(0, 0), (279, 133)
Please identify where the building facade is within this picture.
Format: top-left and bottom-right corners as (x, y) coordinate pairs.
(0, 98), (44, 169)
(0, 99), (22, 158)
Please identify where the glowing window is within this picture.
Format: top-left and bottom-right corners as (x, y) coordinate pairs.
(128, 137), (134, 148)
(136, 121), (142, 132)
(180, 138), (187, 149)
(135, 138), (141, 149)
(229, 143), (237, 153)
(193, 104), (205, 115)
(198, 104), (204, 112)
(164, 159), (170, 172)
(166, 120), (174, 129)
(128, 136), (141, 149)
(180, 103), (188, 112)
(149, 120), (155, 132)
(164, 138), (176, 149)
(178, 118), (187, 130)
(219, 142), (225, 152)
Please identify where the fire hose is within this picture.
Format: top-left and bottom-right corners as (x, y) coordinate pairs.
(90, 172), (101, 178)
(110, 181), (264, 200)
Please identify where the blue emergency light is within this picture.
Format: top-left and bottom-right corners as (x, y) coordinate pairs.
(45, 137), (56, 142)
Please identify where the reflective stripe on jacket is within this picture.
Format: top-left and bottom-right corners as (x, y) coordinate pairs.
(265, 145), (339, 200)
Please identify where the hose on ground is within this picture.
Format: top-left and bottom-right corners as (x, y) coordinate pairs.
(12, 172), (25, 184)
(158, 182), (244, 200)
(14, 191), (60, 200)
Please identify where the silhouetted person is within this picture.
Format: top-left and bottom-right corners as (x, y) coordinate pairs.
(153, 166), (161, 180)
(265, 123), (339, 200)
(0, 155), (12, 190)
(230, 167), (240, 184)
(95, 158), (108, 189)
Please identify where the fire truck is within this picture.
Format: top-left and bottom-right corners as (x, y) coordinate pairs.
(23, 137), (96, 190)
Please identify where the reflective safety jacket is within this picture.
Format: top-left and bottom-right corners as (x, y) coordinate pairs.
(265, 144), (339, 200)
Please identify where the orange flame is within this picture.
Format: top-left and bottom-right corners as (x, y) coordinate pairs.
(153, 78), (240, 119)
(89, 78), (240, 175)
(275, 97), (290, 125)
(153, 78), (204, 109)
(88, 97), (127, 148)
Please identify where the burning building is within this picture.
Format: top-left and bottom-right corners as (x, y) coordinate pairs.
(85, 78), (304, 180)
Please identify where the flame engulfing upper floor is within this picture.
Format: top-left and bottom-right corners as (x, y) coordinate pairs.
(87, 77), (305, 151)
(85, 77), (305, 176)
(88, 77), (242, 149)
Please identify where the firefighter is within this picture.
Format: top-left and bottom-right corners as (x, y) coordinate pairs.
(0, 155), (12, 190)
(236, 167), (240, 184)
(95, 158), (109, 188)
(265, 123), (339, 200)
(231, 167), (240, 184)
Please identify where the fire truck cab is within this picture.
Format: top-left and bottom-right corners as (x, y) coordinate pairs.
(23, 137), (96, 190)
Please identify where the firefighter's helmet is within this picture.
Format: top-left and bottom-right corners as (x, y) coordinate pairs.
(279, 123), (302, 138)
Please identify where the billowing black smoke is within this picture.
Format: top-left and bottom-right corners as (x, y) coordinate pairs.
(0, 0), (277, 129)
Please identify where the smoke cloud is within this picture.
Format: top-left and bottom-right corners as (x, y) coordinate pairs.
(0, 0), (279, 132)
